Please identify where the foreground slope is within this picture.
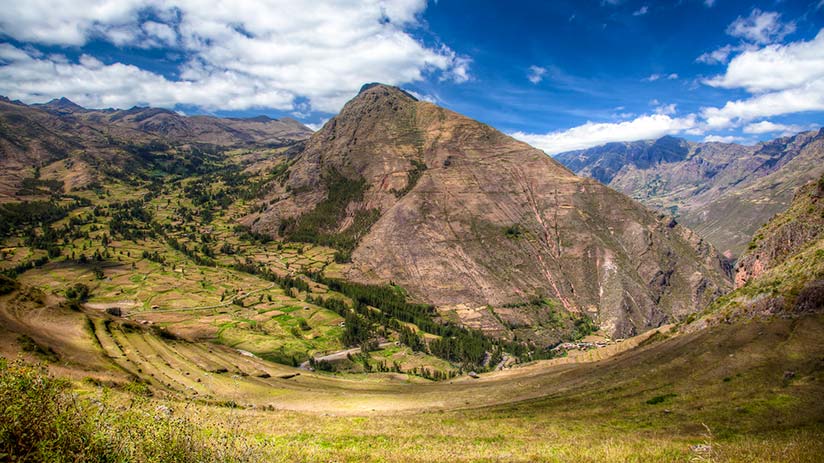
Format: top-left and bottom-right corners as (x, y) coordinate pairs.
(556, 131), (824, 258)
(249, 84), (730, 339)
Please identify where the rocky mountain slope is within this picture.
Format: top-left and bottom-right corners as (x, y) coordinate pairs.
(677, 173), (824, 333)
(734, 174), (824, 295)
(247, 84), (731, 340)
(555, 131), (824, 259)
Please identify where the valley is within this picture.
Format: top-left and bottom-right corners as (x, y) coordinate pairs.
(0, 87), (822, 462)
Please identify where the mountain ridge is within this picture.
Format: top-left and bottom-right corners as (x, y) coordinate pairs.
(556, 129), (824, 258)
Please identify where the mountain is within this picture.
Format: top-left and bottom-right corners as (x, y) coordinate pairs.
(246, 84), (731, 341)
(556, 130), (824, 259)
(0, 97), (313, 198)
(28, 97), (313, 147)
(733, 174), (824, 299)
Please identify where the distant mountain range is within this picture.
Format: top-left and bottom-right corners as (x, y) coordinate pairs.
(0, 96), (312, 198)
(555, 131), (824, 258)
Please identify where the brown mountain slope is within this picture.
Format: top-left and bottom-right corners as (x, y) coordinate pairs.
(734, 174), (824, 291)
(556, 130), (824, 258)
(247, 84), (731, 340)
(33, 97), (312, 147)
(0, 97), (312, 198)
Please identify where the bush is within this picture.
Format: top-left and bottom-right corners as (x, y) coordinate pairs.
(65, 283), (90, 302)
(0, 275), (17, 295)
(0, 357), (259, 462)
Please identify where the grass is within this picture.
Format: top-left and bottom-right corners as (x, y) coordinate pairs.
(4, 310), (824, 461)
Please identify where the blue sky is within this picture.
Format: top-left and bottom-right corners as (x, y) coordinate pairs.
(0, 0), (822, 153)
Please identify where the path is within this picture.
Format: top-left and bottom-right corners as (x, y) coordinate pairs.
(299, 341), (395, 370)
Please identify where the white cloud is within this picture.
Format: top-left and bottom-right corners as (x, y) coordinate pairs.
(0, 0), (470, 113)
(701, 30), (824, 129)
(632, 6), (648, 16)
(703, 135), (745, 143)
(697, 44), (741, 65)
(726, 9), (796, 45)
(511, 113), (698, 155)
(527, 65), (547, 84)
(644, 72), (678, 82)
(704, 0), (716, 7)
(704, 31), (824, 93)
(742, 121), (804, 134)
(655, 103), (677, 115)
(404, 89), (437, 103)
(142, 20), (177, 47)
(305, 119), (329, 132)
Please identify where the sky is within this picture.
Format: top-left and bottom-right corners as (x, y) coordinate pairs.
(0, 0), (822, 154)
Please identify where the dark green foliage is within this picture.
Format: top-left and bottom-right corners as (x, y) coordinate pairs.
(0, 275), (18, 295)
(233, 225), (272, 244)
(0, 200), (80, 238)
(309, 358), (335, 372)
(17, 177), (64, 196)
(306, 273), (522, 367)
(341, 312), (375, 347)
(505, 224), (523, 239)
(16, 335), (59, 362)
(1, 256), (50, 278)
(278, 169), (380, 253)
(398, 326), (425, 352)
(392, 159), (427, 198)
(65, 283), (90, 302)
(571, 315), (597, 340)
(108, 200), (153, 240)
(645, 393), (677, 405)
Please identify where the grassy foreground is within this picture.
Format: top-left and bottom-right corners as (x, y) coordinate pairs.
(3, 312), (823, 462)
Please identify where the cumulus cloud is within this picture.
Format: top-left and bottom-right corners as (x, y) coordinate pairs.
(703, 31), (824, 93)
(527, 65), (547, 84)
(697, 9), (794, 65)
(632, 6), (648, 16)
(511, 113), (698, 155)
(701, 30), (824, 129)
(726, 9), (796, 45)
(0, 0), (470, 113)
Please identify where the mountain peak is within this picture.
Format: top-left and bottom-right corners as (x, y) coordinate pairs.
(40, 97), (85, 112)
(357, 83), (418, 101)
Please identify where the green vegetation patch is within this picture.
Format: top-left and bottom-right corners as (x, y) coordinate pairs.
(278, 169), (380, 259)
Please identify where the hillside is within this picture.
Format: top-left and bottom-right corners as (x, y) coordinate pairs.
(555, 131), (824, 258)
(1, 175), (822, 462)
(247, 84), (731, 341)
(0, 96), (312, 198)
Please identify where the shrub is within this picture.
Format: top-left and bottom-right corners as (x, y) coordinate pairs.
(0, 275), (17, 295)
(0, 357), (258, 462)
